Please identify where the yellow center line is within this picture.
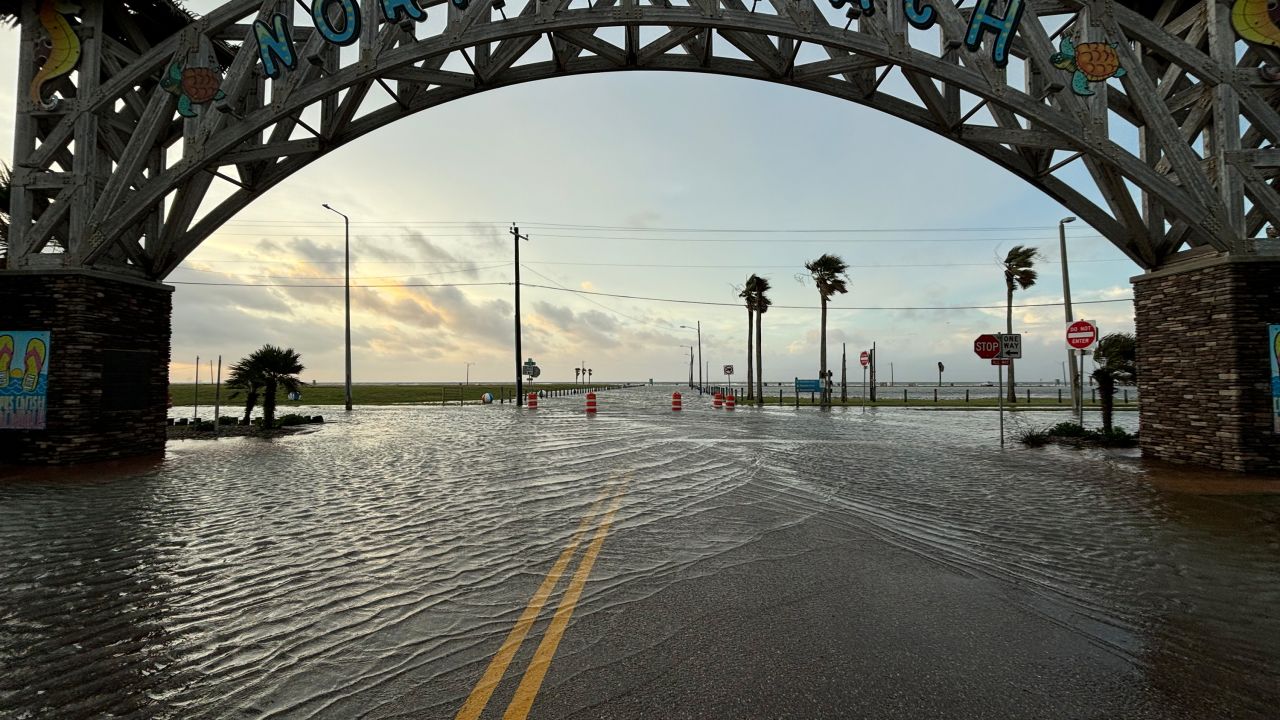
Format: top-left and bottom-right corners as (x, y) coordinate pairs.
(501, 489), (626, 720)
(453, 489), (613, 720)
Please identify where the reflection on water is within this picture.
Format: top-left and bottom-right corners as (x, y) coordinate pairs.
(2, 387), (1277, 718)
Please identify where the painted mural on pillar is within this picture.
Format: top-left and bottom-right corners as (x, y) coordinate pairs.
(0, 331), (51, 430)
(1050, 37), (1126, 97)
(1232, 0), (1280, 48)
(1270, 325), (1280, 433)
(162, 63), (227, 118)
(29, 0), (82, 108)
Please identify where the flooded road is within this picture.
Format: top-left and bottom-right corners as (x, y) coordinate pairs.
(2, 386), (1277, 718)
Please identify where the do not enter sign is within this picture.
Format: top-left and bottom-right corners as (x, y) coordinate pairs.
(860, 351), (870, 367)
(973, 334), (1001, 359)
(1067, 320), (1098, 350)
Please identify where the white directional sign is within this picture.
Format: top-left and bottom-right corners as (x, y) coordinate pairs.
(999, 333), (1022, 359)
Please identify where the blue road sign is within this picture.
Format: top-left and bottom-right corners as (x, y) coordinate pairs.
(795, 378), (821, 393)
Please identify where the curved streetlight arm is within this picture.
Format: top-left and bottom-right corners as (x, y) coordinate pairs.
(323, 203), (353, 411)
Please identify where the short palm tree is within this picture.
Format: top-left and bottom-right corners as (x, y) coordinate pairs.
(226, 359), (263, 426)
(1091, 332), (1136, 432)
(1001, 245), (1038, 403)
(228, 345), (305, 429)
(753, 276), (772, 406)
(804, 254), (850, 406)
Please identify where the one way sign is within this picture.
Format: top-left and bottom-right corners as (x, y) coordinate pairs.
(999, 333), (1022, 359)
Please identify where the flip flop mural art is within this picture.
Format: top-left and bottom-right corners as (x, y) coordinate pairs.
(1271, 325), (1280, 433)
(0, 332), (51, 430)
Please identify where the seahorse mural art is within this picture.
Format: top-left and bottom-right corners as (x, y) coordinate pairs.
(29, 0), (82, 108)
(1232, 0), (1280, 48)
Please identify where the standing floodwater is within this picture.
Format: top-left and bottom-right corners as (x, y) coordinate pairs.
(2, 386), (1277, 718)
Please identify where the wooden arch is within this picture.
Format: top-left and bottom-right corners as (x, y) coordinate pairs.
(6, 0), (1279, 279)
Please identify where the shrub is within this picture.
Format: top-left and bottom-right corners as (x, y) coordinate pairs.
(1047, 421), (1087, 437)
(1017, 428), (1051, 447)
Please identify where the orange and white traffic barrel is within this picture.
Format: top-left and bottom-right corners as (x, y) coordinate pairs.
(672, 392), (682, 411)
(726, 394), (736, 410)
(713, 392), (723, 409)
(527, 392), (538, 409)
(585, 392), (597, 414)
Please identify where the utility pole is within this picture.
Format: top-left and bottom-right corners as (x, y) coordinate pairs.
(1059, 216), (1080, 423)
(841, 343), (847, 402)
(511, 224), (529, 406)
(869, 342), (877, 402)
(696, 321), (702, 390)
(688, 346), (694, 387)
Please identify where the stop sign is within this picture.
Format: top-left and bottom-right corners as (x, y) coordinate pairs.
(859, 351), (870, 367)
(973, 334), (1001, 359)
(1066, 320), (1098, 349)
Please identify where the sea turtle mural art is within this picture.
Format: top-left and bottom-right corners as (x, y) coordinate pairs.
(161, 62), (226, 117)
(1050, 37), (1126, 97)
(1232, 0), (1280, 48)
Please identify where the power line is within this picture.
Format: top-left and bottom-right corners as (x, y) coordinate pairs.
(518, 283), (1134, 310)
(170, 280), (512, 289)
(201, 230), (1110, 244)
(171, 262), (507, 280)
(177, 257), (1123, 268)
(168, 278), (1133, 311)
(219, 219), (1089, 234)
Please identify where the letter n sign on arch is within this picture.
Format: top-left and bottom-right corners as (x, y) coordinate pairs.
(973, 334), (1001, 359)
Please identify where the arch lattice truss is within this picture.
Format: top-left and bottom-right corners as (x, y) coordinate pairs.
(7, 0), (1280, 278)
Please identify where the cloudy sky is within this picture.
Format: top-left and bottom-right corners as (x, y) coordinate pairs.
(0, 3), (1140, 385)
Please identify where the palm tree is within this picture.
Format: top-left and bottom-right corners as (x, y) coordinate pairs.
(938, 361), (945, 387)
(1091, 332), (1136, 432)
(226, 359), (263, 426)
(1, 163), (11, 269)
(740, 275), (766, 400)
(753, 276), (772, 406)
(575, 367), (580, 384)
(1001, 245), (1038, 403)
(804, 254), (850, 406)
(228, 344), (305, 429)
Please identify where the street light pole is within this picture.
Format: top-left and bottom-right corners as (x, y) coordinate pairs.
(1059, 216), (1081, 424)
(680, 323), (704, 391)
(322, 203), (353, 411)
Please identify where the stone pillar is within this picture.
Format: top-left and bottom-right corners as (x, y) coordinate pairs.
(0, 271), (172, 465)
(1132, 256), (1280, 474)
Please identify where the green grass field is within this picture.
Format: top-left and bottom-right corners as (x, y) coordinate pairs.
(170, 383), (1133, 410)
(168, 383), (626, 407)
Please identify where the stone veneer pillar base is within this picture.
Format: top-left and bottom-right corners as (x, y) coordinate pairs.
(1133, 256), (1280, 474)
(0, 271), (172, 465)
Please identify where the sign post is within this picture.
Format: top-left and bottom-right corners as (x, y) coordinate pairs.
(1066, 320), (1098, 424)
(974, 334), (1005, 446)
(723, 364), (734, 394)
(860, 350), (870, 410)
